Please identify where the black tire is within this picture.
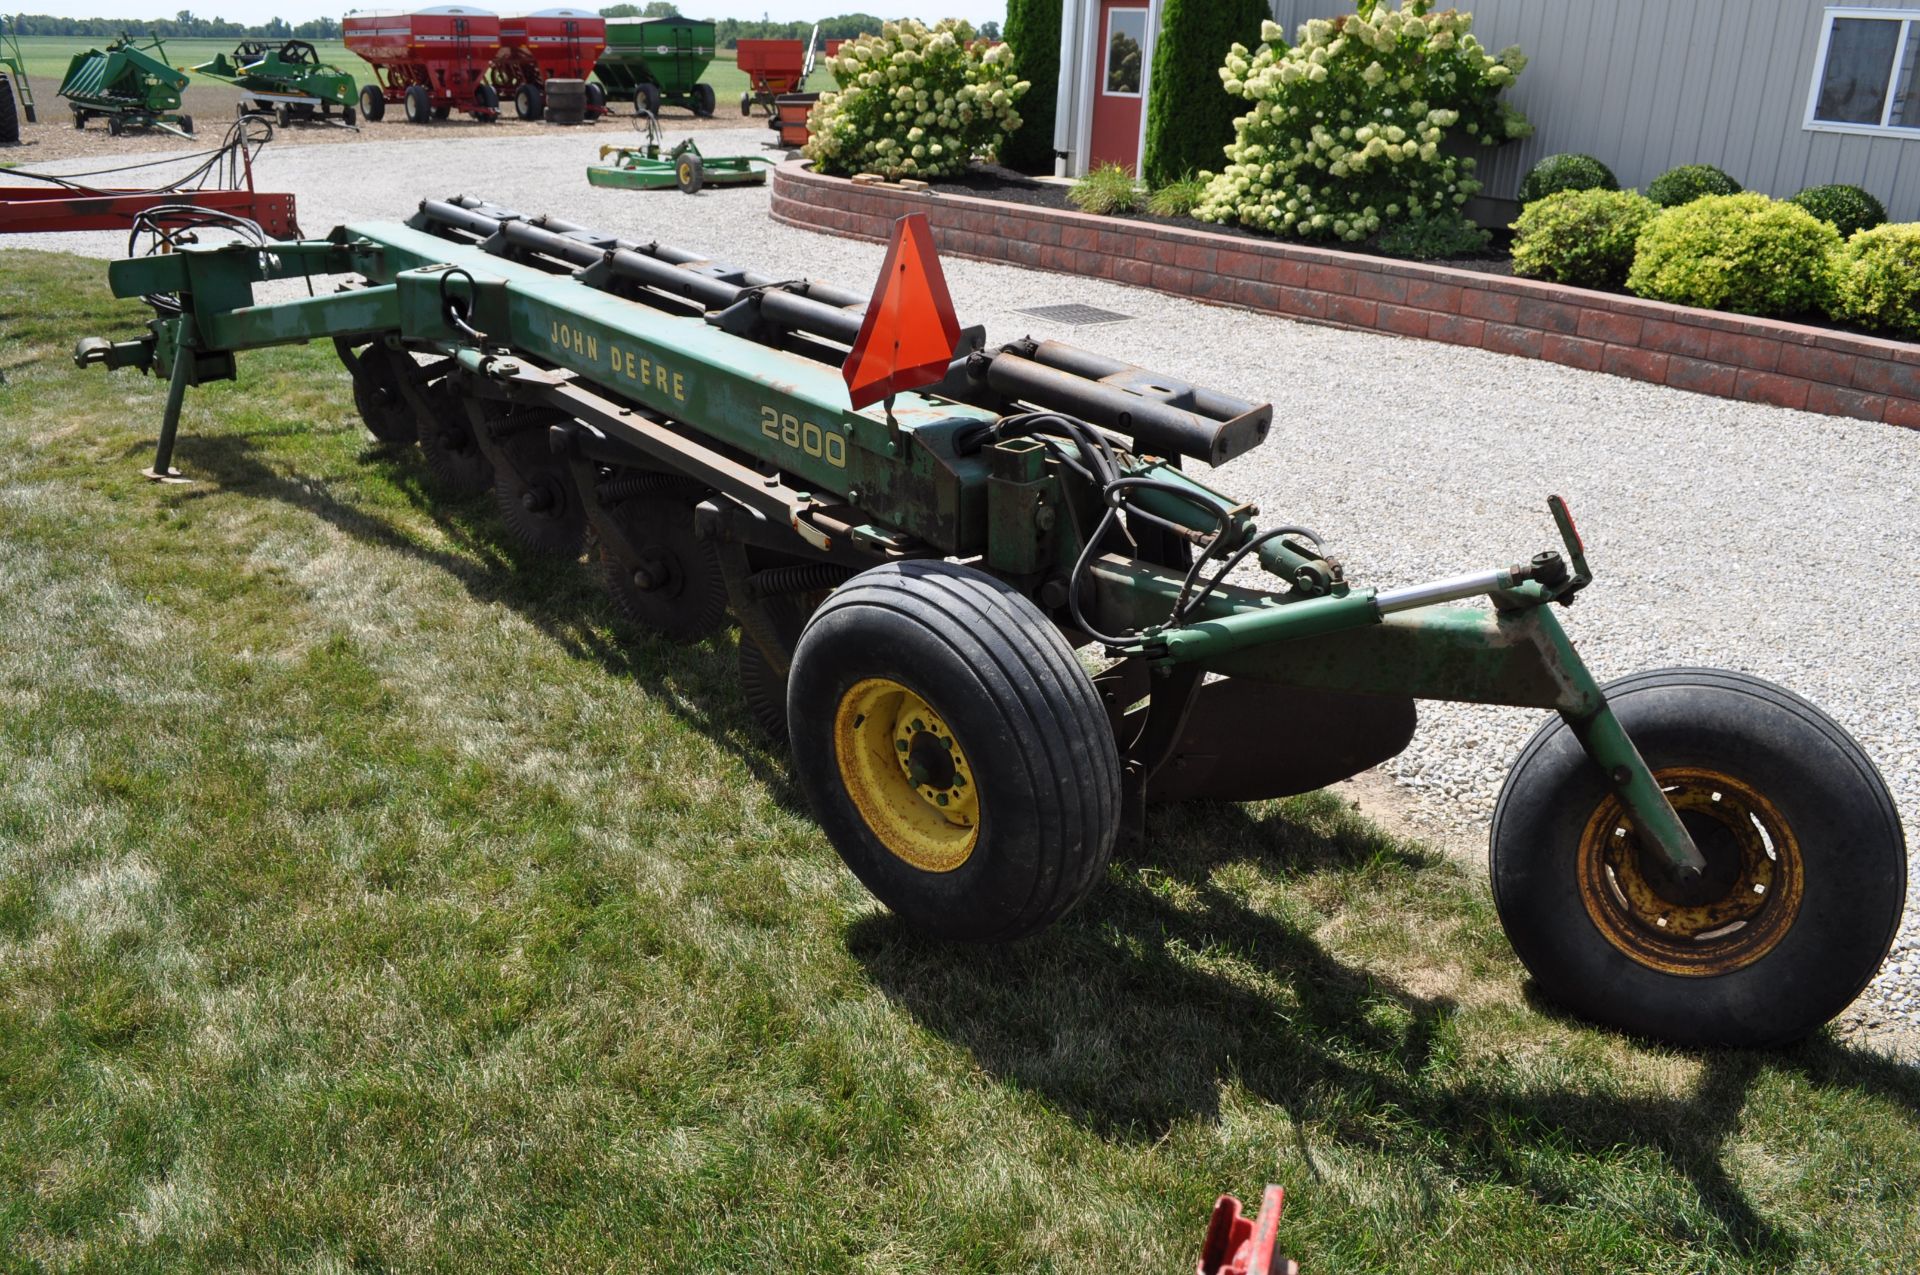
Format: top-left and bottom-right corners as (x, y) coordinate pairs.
(584, 82), (606, 111)
(405, 85), (432, 124)
(107, 116), (123, 137)
(343, 104), (357, 127)
(514, 82), (543, 120)
(276, 103), (292, 128)
(178, 114), (193, 136)
(691, 81), (715, 117)
(637, 81), (660, 117)
(787, 561), (1122, 942)
(359, 85), (385, 122)
(73, 110), (86, 130)
(675, 152), (704, 194)
(739, 89), (753, 116)
(1491, 668), (1907, 1048)
(0, 74), (20, 147)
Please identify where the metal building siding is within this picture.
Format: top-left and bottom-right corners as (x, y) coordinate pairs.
(1265, 1), (1920, 212)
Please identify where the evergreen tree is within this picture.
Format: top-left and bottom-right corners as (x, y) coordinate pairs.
(1000, 0), (1060, 174)
(1141, 0), (1269, 188)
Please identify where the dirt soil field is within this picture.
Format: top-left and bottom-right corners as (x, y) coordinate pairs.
(2, 76), (766, 165)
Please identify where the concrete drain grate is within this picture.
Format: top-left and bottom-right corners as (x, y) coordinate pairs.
(1012, 303), (1133, 327)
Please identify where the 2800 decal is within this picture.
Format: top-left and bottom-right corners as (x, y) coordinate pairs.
(761, 405), (848, 469)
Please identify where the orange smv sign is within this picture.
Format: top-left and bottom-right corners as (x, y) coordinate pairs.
(841, 212), (964, 411)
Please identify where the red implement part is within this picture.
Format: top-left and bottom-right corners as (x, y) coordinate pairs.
(1198, 1188), (1298, 1275)
(0, 186), (298, 237)
(345, 7), (502, 117)
(736, 38), (806, 98)
(494, 9), (605, 98)
(843, 212), (963, 411)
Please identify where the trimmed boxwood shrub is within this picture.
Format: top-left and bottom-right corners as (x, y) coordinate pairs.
(1140, 0), (1271, 187)
(1646, 163), (1741, 208)
(1517, 153), (1617, 205)
(1790, 184), (1888, 239)
(1627, 193), (1839, 316)
(1828, 222), (1920, 339)
(1510, 188), (1656, 288)
(1001, 0), (1062, 173)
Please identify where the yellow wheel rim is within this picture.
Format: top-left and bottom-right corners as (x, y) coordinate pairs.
(833, 677), (980, 873)
(1576, 767), (1804, 976)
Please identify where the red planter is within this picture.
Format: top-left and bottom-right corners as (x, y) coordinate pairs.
(770, 160), (1920, 430)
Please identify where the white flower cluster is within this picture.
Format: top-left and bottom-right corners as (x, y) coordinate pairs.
(1194, 0), (1529, 243)
(804, 20), (1030, 181)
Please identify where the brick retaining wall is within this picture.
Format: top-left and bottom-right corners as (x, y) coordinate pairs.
(770, 160), (1920, 430)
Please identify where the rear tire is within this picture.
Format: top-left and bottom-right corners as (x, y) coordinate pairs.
(636, 81), (660, 117)
(0, 74), (20, 146)
(1490, 668), (1907, 1048)
(787, 561), (1122, 942)
(276, 103), (292, 128)
(359, 85), (385, 122)
(405, 85), (432, 124)
(515, 82), (543, 120)
(691, 82), (715, 117)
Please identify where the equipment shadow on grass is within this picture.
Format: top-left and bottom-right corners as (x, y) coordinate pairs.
(849, 795), (1920, 1259)
(147, 427), (813, 813)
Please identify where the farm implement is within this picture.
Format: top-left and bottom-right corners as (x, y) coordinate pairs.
(72, 199), (1908, 1051)
(588, 111), (771, 192)
(1, 15), (37, 144)
(345, 6), (502, 125)
(491, 7), (608, 122)
(593, 14), (714, 118)
(194, 39), (358, 129)
(736, 30), (821, 117)
(59, 35), (193, 137)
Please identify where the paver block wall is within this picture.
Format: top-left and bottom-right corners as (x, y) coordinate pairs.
(770, 161), (1920, 430)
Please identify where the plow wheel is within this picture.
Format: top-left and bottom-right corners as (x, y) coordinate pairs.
(488, 410), (586, 557)
(335, 338), (420, 444)
(416, 381), (494, 496)
(787, 561), (1121, 942)
(1491, 668), (1906, 1047)
(595, 494), (727, 640)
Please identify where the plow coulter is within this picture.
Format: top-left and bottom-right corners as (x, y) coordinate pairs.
(72, 197), (1907, 1051)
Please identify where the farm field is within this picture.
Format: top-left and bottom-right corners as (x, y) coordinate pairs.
(2, 237), (1920, 1270)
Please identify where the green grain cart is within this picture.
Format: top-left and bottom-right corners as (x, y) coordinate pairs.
(59, 34), (193, 137)
(1, 15), (38, 145)
(594, 16), (716, 117)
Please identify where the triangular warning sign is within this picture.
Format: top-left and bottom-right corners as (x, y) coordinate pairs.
(842, 213), (964, 411)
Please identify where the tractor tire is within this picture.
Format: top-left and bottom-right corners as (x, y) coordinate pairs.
(276, 103), (293, 128)
(636, 81), (660, 118)
(675, 152), (704, 194)
(787, 561), (1123, 943)
(0, 74), (18, 146)
(514, 82), (543, 120)
(405, 85), (432, 124)
(359, 85), (385, 122)
(1490, 668), (1907, 1048)
(691, 81), (715, 118)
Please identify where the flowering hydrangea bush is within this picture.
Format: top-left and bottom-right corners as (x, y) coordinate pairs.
(803, 20), (1028, 181)
(1193, 0), (1528, 242)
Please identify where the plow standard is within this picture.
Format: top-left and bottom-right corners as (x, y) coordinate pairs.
(74, 198), (1907, 1050)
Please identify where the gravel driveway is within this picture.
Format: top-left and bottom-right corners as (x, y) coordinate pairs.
(9, 129), (1917, 1052)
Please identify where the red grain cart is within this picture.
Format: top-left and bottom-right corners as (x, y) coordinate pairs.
(345, 6), (503, 124)
(491, 7), (608, 120)
(734, 38), (806, 117)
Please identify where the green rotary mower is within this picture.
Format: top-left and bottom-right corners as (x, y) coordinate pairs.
(587, 110), (772, 192)
(194, 39), (358, 129)
(72, 198), (1908, 1051)
(59, 34), (193, 137)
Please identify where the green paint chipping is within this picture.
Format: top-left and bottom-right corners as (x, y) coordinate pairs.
(2, 248), (1919, 1268)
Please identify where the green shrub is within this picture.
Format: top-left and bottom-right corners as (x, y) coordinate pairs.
(1140, 0), (1271, 188)
(804, 21), (1029, 180)
(1790, 184), (1888, 239)
(1001, 0), (1062, 173)
(1374, 213), (1490, 259)
(1146, 174), (1210, 217)
(1517, 153), (1617, 205)
(1646, 163), (1741, 208)
(1068, 162), (1143, 215)
(1193, 0), (1530, 243)
(1626, 193), (1839, 316)
(1828, 222), (1920, 338)
(1510, 188), (1656, 288)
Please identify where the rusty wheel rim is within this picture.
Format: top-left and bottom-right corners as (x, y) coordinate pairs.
(1575, 767), (1804, 976)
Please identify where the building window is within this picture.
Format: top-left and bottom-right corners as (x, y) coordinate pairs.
(1104, 8), (1146, 97)
(1805, 6), (1920, 135)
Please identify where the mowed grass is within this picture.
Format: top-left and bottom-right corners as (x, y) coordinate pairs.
(8, 34), (756, 100)
(2, 249), (1919, 1273)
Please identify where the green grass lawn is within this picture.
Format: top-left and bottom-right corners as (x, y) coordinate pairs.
(2, 249), (1918, 1272)
(7, 33), (755, 100)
